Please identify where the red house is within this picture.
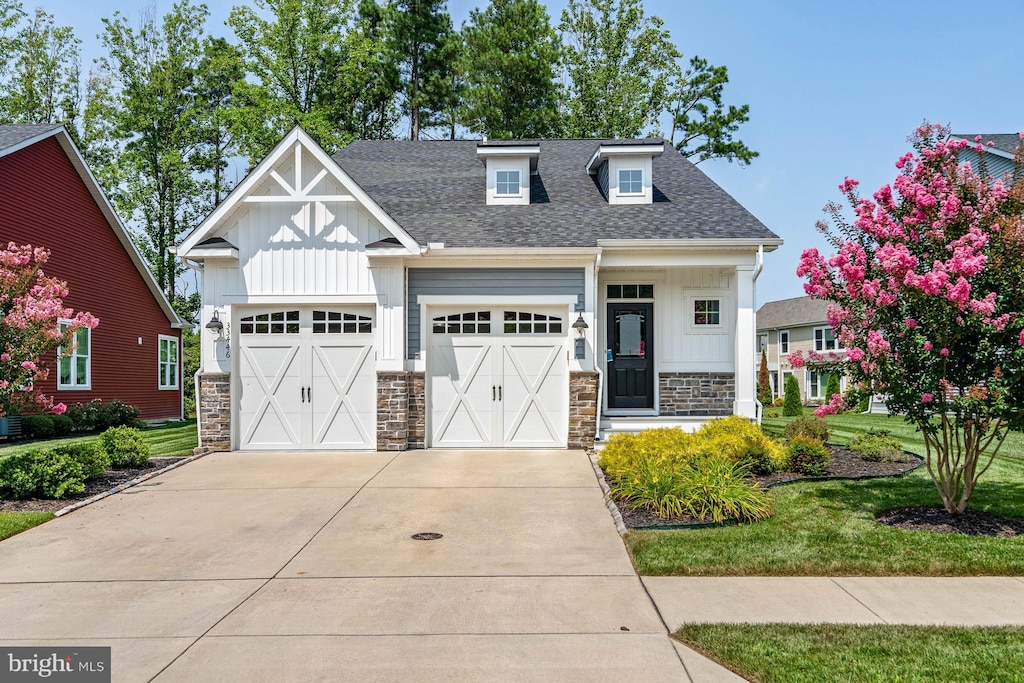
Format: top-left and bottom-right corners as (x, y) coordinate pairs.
(0, 125), (185, 421)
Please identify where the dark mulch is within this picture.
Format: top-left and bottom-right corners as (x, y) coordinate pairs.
(877, 505), (1024, 537)
(0, 457), (182, 513)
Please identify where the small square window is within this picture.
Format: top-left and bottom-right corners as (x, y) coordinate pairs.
(607, 285), (622, 299)
(619, 169), (643, 194)
(496, 170), (520, 196)
(694, 299), (721, 326)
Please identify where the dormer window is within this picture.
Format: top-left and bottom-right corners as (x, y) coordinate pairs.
(618, 169), (643, 195)
(587, 139), (665, 205)
(496, 170), (521, 196)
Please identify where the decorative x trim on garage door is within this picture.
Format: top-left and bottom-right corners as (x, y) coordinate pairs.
(239, 344), (301, 447)
(502, 344), (562, 444)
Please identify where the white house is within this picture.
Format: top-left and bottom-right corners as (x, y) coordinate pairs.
(177, 128), (782, 452)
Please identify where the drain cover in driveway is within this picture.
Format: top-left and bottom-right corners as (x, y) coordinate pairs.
(411, 532), (443, 540)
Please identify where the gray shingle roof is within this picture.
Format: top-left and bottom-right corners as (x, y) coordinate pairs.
(332, 139), (779, 248)
(952, 133), (1022, 157)
(0, 124), (61, 153)
(757, 295), (830, 330)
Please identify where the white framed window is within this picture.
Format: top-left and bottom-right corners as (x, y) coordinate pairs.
(807, 370), (841, 400)
(694, 299), (721, 326)
(495, 170), (521, 196)
(606, 283), (654, 300)
(618, 169), (643, 194)
(780, 330), (790, 353)
(239, 311), (300, 334)
(158, 335), (179, 390)
(503, 311), (563, 334)
(432, 311), (491, 334)
(770, 371), (779, 397)
(759, 335), (768, 352)
(58, 322), (91, 390)
(814, 326), (840, 351)
(313, 310), (372, 334)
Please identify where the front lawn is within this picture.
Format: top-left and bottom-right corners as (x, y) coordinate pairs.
(0, 511), (55, 541)
(628, 412), (1024, 576)
(676, 623), (1024, 683)
(0, 419), (198, 460)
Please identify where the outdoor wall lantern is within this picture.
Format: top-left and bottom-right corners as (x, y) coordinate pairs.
(572, 313), (589, 359)
(205, 309), (225, 338)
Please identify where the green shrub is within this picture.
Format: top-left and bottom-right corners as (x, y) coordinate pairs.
(783, 374), (803, 416)
(849, 432), (904, 462)
(95, 400), (142, 430)
(21, 414), (55, 439)
(785, 416), (830, 444)
(695, 416), (788, 474)
(52, 443), (110, 480)
(67, 400), (102, 432)
(0, 453), (39, 499)
(101, 426), (150, 468)
(825, 373), (841, 401)
(0, 450), (86, 499)
(600, 428), (697, 482)
(51, 414), (74, 436)
(788, 436), (831, 476)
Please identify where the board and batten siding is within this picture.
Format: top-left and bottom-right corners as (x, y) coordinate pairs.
(0, 136), (182, 420)
(406, 267), (586, 359)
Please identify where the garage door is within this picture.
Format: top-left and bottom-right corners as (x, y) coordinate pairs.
(237, 309), (376, 450)
(428, 309), (568, 448)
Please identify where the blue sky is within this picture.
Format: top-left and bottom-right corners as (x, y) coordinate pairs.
(44, 0), (1024, 304)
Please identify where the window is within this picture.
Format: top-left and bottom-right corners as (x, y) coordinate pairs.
(495, 170), (520, 196)
(313, 311), (372, 334)
(780, 330), (790, 354)
(770, 371), (779, 397)
(694, 299), (721, 326)
(807, 370), (840, 399)
(503, 311), (562, 334)
(606, 284), (654, 299)
(240, 311), (300, 334)
(814, 327), (840, 351)
(432, 311), (491, 334)
(618, 169), (643, 194)
(759, 335), (768, 352)
(158, 335), (178, 390)
(58, 322), (90, 389)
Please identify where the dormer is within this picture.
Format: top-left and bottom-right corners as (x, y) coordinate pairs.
(476, 141), (540, 205)
(586, 139), (665, 205)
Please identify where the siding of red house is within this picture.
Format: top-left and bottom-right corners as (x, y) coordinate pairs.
(0, 135), (182, 420)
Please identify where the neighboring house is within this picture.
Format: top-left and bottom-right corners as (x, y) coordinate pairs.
(756, 295), (846, 404)
(950, 132), (1020, 179)
(0, 125), (185, 421)
(178, 128), (781, 452)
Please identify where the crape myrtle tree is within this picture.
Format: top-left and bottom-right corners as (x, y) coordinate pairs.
(0, 243), (98, 417)
(797, 123), (1024, 514)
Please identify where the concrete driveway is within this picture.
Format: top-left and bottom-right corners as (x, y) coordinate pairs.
(0, 450), (693, 682)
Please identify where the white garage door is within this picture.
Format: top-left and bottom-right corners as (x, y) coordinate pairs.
(237, 309), (376, 450)
(428, 309), (568, 448)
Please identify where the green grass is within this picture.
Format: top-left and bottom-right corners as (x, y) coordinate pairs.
(0, 511), (55, 541)
(676, 623), (1024, 683)
(0, 420), (198, 460)
(628, 411), (1024, 576)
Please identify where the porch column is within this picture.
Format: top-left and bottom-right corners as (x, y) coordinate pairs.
(734, 265), (757, 418)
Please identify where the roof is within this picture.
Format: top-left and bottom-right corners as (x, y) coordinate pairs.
(951, 133), (1022, 157)
(757, 295), (830, 330)
(0, 124), (184, 328)
(332, 139), (780, 248)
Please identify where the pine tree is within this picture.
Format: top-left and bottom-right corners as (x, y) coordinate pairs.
(783, 374), (802, 417)
(825, 373), (842, 404)
(390, 0), (454, 140)
(757, 350), (772, 405)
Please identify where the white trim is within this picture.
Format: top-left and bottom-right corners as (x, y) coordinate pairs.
(158, 334), (180, 390)
(949, 136), (1016, 161)
(598, 238), (784, 251)
(586, 143), (665, 174)
(813, 326), (842, 352)
(417, 295), (579, 306)
(476, 145), (540, 158)
(221, 294), (380, 305)
(241, 195), (357, 203)
(57, 321), (91, 391)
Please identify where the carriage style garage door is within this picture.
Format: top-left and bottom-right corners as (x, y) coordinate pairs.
(428, 308), (569, 448)
(236, 308), (376, 450)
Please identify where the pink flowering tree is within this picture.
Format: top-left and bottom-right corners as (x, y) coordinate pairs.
(0, 243), (99, 417)
(797, 124), (1024, 514)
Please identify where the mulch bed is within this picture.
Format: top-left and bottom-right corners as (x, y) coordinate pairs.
(0, 457), (183, 513)
(876, 505), (1024, 537)
(614, 445), (922, 530)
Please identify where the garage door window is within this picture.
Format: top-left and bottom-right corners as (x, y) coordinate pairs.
(240, 311), (300, 334)
(313, 310), (372, 334)
(433, 311), (491, 334)
(503, 311), (562, 334)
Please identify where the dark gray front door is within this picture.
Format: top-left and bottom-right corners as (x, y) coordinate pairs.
(607, 303), (654, 409)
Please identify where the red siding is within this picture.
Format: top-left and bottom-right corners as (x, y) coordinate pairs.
(0, 136), (182, 420)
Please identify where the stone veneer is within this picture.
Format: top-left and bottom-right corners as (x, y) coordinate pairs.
(568, 371), (599, 449)
(198, 372), (231, 451)
(376, 372), (409, 451)
(407, 372), (426, 449)
(658, 372), (735, 417)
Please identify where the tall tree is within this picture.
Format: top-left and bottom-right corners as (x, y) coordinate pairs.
(344, 0), (401, 140)
(669, 56), (757, 165)
(97, 1), (210, 303)
(390, 0), (455, 140)
(460, 0), (560, 139)
(194, 37), (245, 204)
(0, 0), (23, 84)
(559, 0), (679, 139)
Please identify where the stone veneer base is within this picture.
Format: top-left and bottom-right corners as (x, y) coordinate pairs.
(658, 372), (736, 417)
(198, 372), (231, 452)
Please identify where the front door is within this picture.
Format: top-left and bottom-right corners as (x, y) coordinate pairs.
(607, 302), (654, 409)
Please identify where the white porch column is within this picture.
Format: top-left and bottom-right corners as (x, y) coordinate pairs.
(734, 264), (757, 418)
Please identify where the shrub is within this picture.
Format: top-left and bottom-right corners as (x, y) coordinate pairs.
(51, 414), (74, 436)
(67, 400), (102, 432)
(0, 449), (86, 499)
(101, 426), (150, 468)
(695, 416), (788, 474)
(772, 397), (785, 407)
(825, 373), (842, 402)
(788, 436), (831, 476)
(52, 443), (110, 480)
(785, 416), (830, 444)
(0, 453), (39, 499)
(21, 414), (55, 439)
(599, 428), (697, 482)
(849, 432), (904, 462)
(95, 400), (142, 430)
(783, 374), (803, 416)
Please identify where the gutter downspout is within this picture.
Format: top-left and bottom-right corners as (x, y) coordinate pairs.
(752, 245), (764, 425)
(182, 256), (204, 441)
(593, 248), (604, 445)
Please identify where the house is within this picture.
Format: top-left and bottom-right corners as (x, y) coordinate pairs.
(177, 128), (781, 452)
(756, 295), (846, 404)
(0, 125), (185, 421)
(950, 132), (1020, 179)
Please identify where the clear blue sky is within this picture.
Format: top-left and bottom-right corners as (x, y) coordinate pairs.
(44, 0), (1024, 304)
